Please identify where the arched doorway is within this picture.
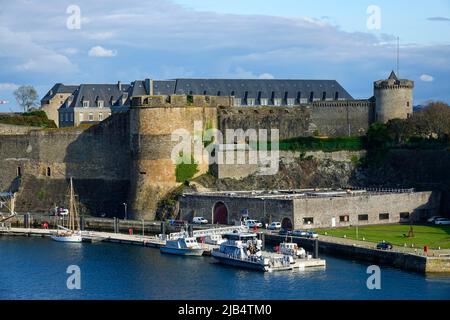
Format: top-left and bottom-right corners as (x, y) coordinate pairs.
(213, 202), (228, 225)
(282, 217), (293, 230)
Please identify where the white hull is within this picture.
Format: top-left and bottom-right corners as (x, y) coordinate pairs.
(160, 247), (204, 256)
(51, 234), (82, 243)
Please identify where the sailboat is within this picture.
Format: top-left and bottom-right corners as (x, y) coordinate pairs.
(51, 178), (82, 243)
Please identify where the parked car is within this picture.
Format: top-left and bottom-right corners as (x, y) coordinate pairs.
(192, 217), (208, 224)
(279, 228), (292, 236)
(376, 241), (393, 250)
(292, 230), (308, 237)
(58, 208), (69, 216)
(168, 219), (187, 226)
(246, 219), (263, 228)
(427, 216), (443, 224)
(268, 222), (282, 230)
(434, 218), (450, 225)
(305, 231), (318, 239)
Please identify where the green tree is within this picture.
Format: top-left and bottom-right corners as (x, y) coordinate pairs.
(367, 122), (391, 148)
(14, 85), (39, 112)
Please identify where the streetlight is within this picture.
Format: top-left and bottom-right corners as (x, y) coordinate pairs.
(123, 203), (127, 220)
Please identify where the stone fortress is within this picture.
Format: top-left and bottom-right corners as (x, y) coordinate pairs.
(0, 71), (425, 225)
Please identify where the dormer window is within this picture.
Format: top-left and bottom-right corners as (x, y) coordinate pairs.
(83, 101), (89, 108)
(97, 100), (104, 108)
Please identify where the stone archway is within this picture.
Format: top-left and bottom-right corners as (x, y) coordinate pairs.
(282, 217), (293, 230)
(213, 202), (228, 225)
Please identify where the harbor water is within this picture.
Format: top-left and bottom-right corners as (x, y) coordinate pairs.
(1, 236), (449, 300)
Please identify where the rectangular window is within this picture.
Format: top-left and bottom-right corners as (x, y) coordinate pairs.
(309, 92), (314, 102)
(322, 92), (327, 100)
(260, 98), (268, 106)
(98, 113), (103, 121)
(88, 113), (94, 121)
(233, 98), (242, 107)
(296, 92), (302, 104)
(339, 215), (349, 222)
(247, 98), (255, 106)
(379, 213), (390, 220)
(17, 167), (22, 177)
(400, 212), (410, 221)
(83, 101), (89, 108)
(303, 217), (314, 225)
(97, 100), (104, 108)
(300, 98), (308, 104)
(287, 98), (295, 106)
(358, 214), (369, 221)
(335, 92), (339, 100)
(79, 112), (84, 122)
(274, 98), (282, 106)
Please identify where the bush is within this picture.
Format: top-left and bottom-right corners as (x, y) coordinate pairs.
(175, 153), (199, 183)
(278, 136), (365, 152)
(0, 111), (57, 128)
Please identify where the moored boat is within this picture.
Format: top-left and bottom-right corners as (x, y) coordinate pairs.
(50, 177), (82, 243)
(160, 236), (204, 256)
(212, 232), (287, 272)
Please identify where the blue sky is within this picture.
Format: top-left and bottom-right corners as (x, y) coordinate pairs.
(1, 0), (450, 111)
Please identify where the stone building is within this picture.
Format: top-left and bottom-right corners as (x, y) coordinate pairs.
(179, 189), (440, 229)
(40, 83), (78, 127)
(41, 71), (414, 135)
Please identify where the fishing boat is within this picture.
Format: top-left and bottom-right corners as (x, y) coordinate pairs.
(51, 178), (82, 243)
(160, 235), (204, 256)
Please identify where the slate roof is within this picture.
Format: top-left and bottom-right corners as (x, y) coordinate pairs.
(41, 83), (78, 102)
(54, 77), (354, 110)
(60, 83), (132, 109)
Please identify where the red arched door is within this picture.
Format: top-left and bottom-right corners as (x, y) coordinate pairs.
(213, 202), (228, 225)
(282, 217), (293, 230)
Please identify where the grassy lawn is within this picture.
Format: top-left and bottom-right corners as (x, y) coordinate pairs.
(317, 224), (450, 249)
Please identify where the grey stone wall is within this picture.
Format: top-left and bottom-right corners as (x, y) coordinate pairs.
(179, 191), (440, 229)
(293, 191), (441, 229)
(0, 113), (131, 216)
(179, 194), (294, 225)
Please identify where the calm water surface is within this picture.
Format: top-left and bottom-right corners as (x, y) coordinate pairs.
(1, 237), (449, 300)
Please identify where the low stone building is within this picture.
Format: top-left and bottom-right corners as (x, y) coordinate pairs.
(179, 189), (441, 229)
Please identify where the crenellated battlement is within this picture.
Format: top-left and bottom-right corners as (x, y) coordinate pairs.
(131, 95), (234, 108)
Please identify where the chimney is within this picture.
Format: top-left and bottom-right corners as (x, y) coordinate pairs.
(145, 78), (154, 96)
(118, 81), (122, 91)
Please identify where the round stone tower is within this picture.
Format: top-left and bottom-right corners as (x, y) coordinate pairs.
(374, 71), (414, 123)
(128, 95), (217, 220)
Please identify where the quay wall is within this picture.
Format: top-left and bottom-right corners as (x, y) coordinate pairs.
(265, 235), (450, 273)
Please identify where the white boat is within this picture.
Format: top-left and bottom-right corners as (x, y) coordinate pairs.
(51, 178), (82, 243)
(160, 236), (204, 256)
(278, 242), (307, 259)
(203, 234), (226, 245)
(212, 232), (291, 272)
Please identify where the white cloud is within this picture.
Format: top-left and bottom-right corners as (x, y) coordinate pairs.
(258, 73), (275, 79)
(88, 46), (117, 57)
(420, 74), (434, 82)
(61, 48), (79, 55)
(0, 83), (19, 91)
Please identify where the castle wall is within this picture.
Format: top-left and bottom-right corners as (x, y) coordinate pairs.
(310, 102), (374, 137)
(129, 101), (218, 220)
(217, 103), (373, 140)
(218, 106), (312, 140)
(0, 113), (130, 216)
